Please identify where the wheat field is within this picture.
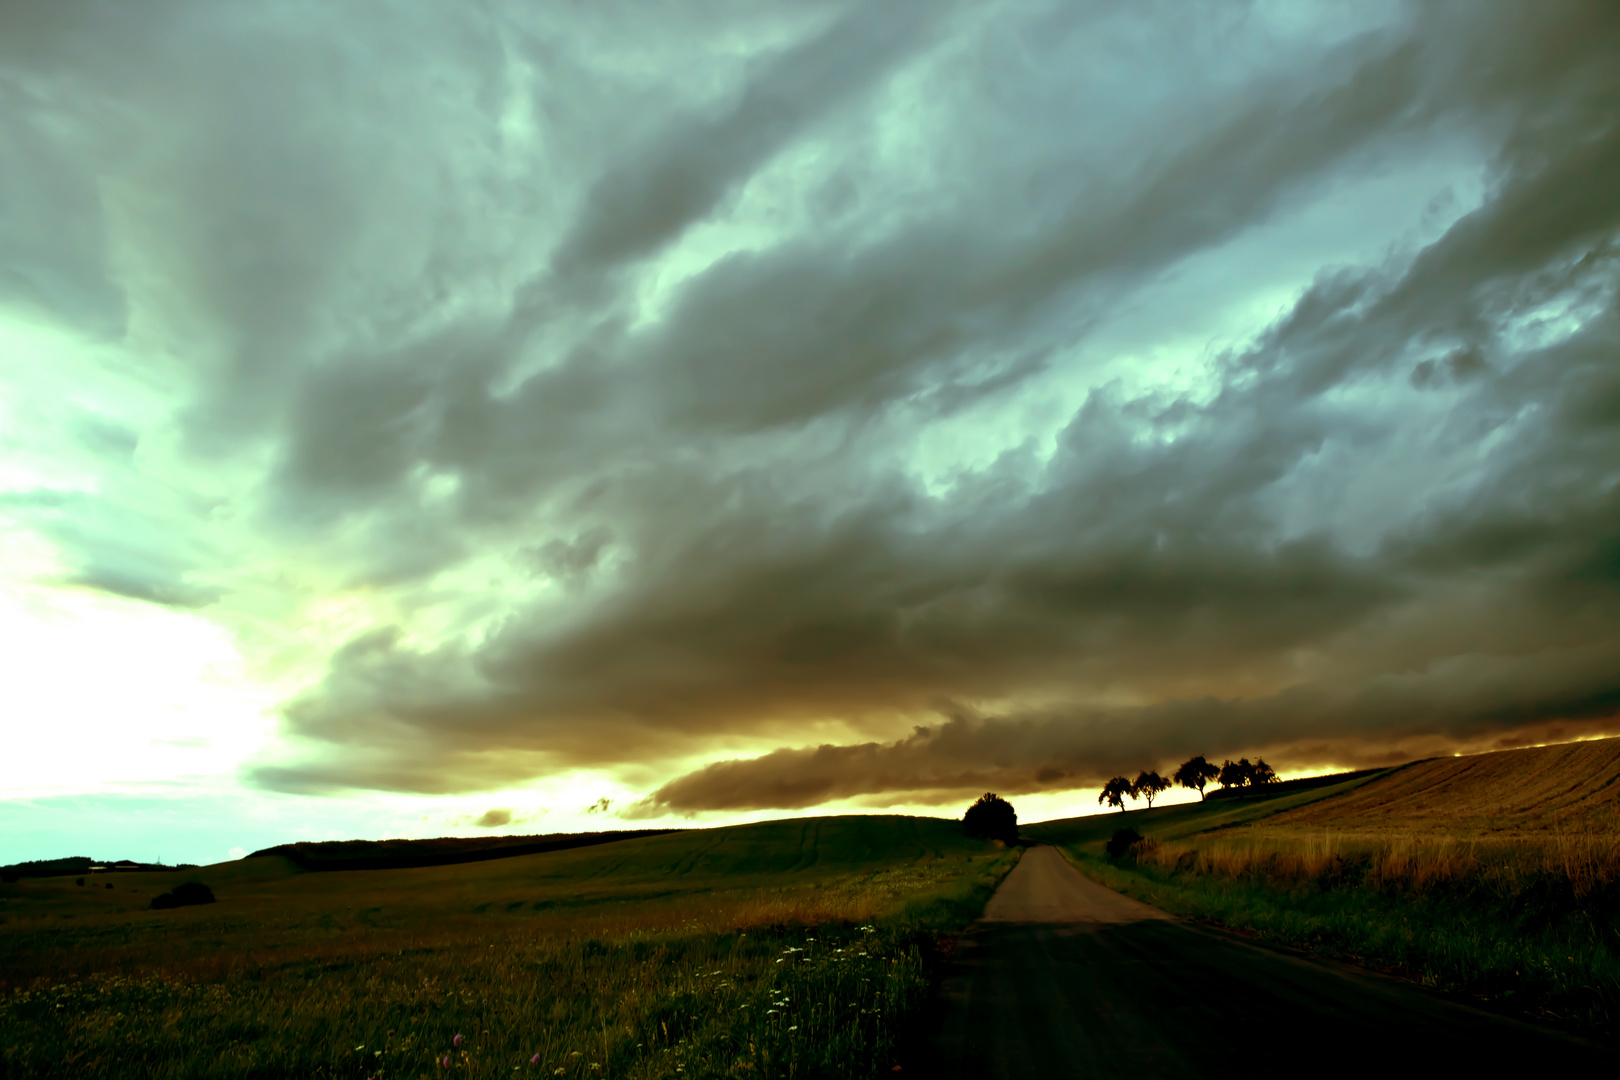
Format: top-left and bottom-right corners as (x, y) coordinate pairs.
(1257, 737), (1620, 837)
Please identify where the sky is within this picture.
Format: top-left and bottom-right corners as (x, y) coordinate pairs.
(3, 1), (1619, 866)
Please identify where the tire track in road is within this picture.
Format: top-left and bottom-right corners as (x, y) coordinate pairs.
(917, 846), (1607, 1077)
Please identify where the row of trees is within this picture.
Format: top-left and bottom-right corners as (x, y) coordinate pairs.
(1097, 755), (1278, 812)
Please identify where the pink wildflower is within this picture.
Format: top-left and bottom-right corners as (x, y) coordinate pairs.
(454, 1034), (464, 1047)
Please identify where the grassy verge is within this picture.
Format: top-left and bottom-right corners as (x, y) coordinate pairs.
(1, 820), (1016, 1079)
(1056, 833), (1620, 1039)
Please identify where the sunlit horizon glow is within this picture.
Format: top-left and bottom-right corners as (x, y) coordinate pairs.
(3, 2), (1619, 865)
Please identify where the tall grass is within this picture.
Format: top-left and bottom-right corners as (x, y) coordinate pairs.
(1134, 829), (1620, 900)
(1065, 829), (1620, 1038)
(1, 855), (1015, 1079)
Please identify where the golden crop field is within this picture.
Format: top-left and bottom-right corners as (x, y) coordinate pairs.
(1, 815), (1016, 1079)
(1254, 737), (1620, 838)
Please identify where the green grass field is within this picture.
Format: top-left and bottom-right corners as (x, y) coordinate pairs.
(1027, 756), (1620, 1039)
(0, 816), (1016, 1079)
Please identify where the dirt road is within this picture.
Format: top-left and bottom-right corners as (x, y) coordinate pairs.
(917, 845), (1605, 1077)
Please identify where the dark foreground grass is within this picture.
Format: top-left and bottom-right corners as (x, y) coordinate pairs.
(1, 816), (1016, 1079)
(1054, 836), (1620, 1041)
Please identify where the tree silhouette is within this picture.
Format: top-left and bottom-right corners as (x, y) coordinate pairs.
(1222, 758), (1283, 789)
(1173, 755), (1220, 799)
(1215, 757), (1281, 792)
(1099, 776), (1135, 812)
(1133, 770), (1170, 808)
(963, 792), (1019, 844)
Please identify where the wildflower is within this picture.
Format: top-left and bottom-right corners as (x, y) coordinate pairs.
(442, 1054), (452, 1068)
(789, 1026), (799, 1032)
(454, 1034), (464, 1047)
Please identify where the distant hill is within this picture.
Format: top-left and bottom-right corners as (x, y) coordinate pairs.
(0, 857), (192, 882)
(248, 828), (685, 872)
(0, 857), (93, 881)
(1260, 737), (1620, 836)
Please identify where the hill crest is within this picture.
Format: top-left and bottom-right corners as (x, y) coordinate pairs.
(249, 828), (684, 872)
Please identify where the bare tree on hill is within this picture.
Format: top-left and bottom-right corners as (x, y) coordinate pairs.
(1099, 776), (1135, 812)
(1217, 758), (1280, 789)
(1173, 755), (1220, 799)
(1218, 758), (1254, 789)
(1134, 770), (1170, 808)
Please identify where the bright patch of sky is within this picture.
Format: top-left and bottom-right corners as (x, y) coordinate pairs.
(0, 575), (277, 800)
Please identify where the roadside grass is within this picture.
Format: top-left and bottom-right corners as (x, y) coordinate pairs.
(1047, 823), (1620, 1038)
(0, 816), (1017, 1079)
(1029, 743), (1620, 1040)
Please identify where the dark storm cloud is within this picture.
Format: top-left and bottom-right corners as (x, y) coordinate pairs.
(0, 89), (125, 335)
(260, 6), (1461, 526)
(547, 2), (939, 280)
(245, 0), (1620, 801)
(639, 638), (1620, 813)
(5, 2), (1617, 807)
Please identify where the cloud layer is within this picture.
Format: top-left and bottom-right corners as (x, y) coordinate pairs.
(3, 1), (1618, 815)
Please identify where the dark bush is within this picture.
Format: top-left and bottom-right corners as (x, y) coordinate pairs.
(963, 793), (1019, 845)
(150, 882), (215, 910)
(1105, 827), (1144, 860)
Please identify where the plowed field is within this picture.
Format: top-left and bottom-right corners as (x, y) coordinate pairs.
(1259, 737), (1620, 837)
